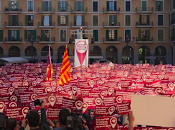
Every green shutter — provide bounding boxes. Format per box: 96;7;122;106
109;15;112;25
93;30;98;41
49;1;52;11
114;30;118;41
16;15;18;25
65;1;68;12
158;30;163;41
139;15;142;24
58;1;60;12
49;15;52;26
0;30;3;41
41;30;44;40
138;30;141;40
82;15;84;26
147;15;150;25
17;30;20;41
9;1;12;7
42;1;44;11
106;30;109;41
33;30;36;41
8;30;11;41
8;15;11;25
66;15;68;26
93;15;98;26
114;15;117;25
74;1;77;11
156;1;158;11
25;15;28;26
147;30;150;40
82;1;84;11
125;30;131;41
74;15;76;25
16;1;19;8
24;30;28;40
142;1;147;11
58;15;60;26
160;1;163;11
60;30;63;41
41;15;44;26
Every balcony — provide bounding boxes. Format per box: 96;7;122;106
38;22;55;28
103;7;120;14
103;22;120;28
136;7;153;13
39;37;55;43
5;37;22;43
103;37;119;43
136;37;153;43
71;22;88;28
136;21;153;27
37;7;55;13
4;7;22;13
5;22;22;28
70;7;87;14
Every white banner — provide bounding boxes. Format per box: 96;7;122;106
74;39;89;67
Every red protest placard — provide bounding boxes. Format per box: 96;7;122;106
95;105;116;116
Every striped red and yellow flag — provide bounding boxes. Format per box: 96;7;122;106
59;45;70;85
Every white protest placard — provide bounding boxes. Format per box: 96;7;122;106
131;95;175;127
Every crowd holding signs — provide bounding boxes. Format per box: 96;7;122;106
0;62;175;129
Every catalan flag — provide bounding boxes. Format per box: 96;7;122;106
59;45;70;85
46;45;53;81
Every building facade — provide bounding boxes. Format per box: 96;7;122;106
0;0;174;64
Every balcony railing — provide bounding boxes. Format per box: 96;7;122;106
103;22;120;27
136;37;153;42
5;22;22;27
136;7;153;13
103;7;120;13
5;37;22;43
70;7;87;13
4;7;22;12
38;22;55;27
71;22;88;27
103;37;119;43
38;7;55;13
136;21;153;27
39;37;55;43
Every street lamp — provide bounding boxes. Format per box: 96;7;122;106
119;35;136;64
27;36;37;63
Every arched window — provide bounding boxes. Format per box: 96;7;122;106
41;46;53;56
122;46;134;64
8;46;20;57
155;46;167;64
106;46;118;63
138;46;150;64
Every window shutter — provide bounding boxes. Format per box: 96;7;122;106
114;15;117;25
107;1;109;11
66;15;68;26
42;1;44;11
58;2;60;12
138;30;141;40
139;15;142;24
41;30;44;40
25;15;28;26
8;30;11;41
156;1;158;11
82;15;84;26
24;30;28;40
58;16;60;26
93;30;98;41
49;1;52;11
114;30;118;41
8;15;11;25
106;30;109;41
82;1;84;11
114;1;117;11
16;1;19;8
160;1;163;11
65;1;68;12
74;1;77;11
147;15;150;25
41;15;44;26
16;15;18;25
33;30;36;41
74;15;76;25
147;30;150;40
17;30;20;41
9;1;12;7
142;1;147;11
60;30;63;41
49;15;52;26
0;30;3;41
109;15;112;25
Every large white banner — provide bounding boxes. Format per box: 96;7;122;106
74;39;89;67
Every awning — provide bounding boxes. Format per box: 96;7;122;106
0;57;28;64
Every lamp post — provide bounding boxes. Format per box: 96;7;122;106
119;35;135;64
28;36;36;63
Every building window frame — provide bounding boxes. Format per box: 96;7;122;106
59;29;67;42
27;0;34;12
92;14;99;26
157;28;164;41
158;14;164;26
92;1;98;12
124;14;131;26
125;0;131;12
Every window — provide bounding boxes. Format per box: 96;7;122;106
109;15;117;26
173;0;175;9
43;1;51;11
76;1;83;11
125;15;131;26
138;30;150;41
60;30;66;41
142;1;147;11
41;30;50;41
24;30;36;41
10;1;18;9
60;16;66;25
158;29;164;41
75;15;84;26
28;1;33;11
158;15;163;26
93;30;98;41
156;1;163;11
9;15;18;26
125;30;131;41
140;15;150;25
58;1;68;12
8;30;20;41
58;15;68;26
106;30;117;41
93;15;98;26
26;15;33;26
107;1;116;11
93;1;98;12
42;15;52;26
125;1;130;11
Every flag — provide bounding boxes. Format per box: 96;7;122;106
46;45;53;81
59;45;70;85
